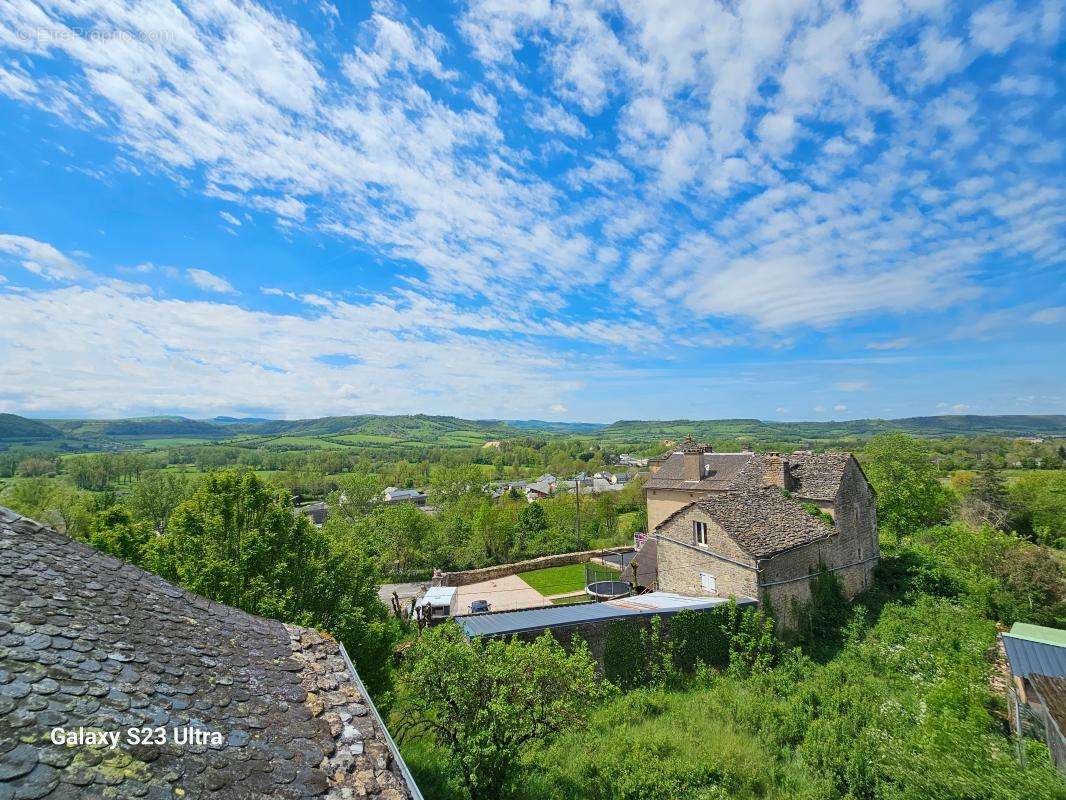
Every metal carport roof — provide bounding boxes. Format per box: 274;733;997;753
1002;622;1066;680
455;591;756;638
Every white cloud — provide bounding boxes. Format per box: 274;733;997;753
757;112;798;154
833;381;869;392
0;0;1060;350
952;403;971;412
526;101;588;138
867;337;914;350
993;74;1052;96
0;234;89;281
187;268;237;294
914;31;969;85
970;2;1032;54
346;12;454;86
549;403;568;413
219;211;242;227
0;283;584;418
833;403;847;411
1030;306;1066;324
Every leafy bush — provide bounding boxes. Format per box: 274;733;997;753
396;625;605;800
603;619;648;690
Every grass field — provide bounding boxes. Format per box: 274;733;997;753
550;595;592;605
121;436;219;449
518;564;590;596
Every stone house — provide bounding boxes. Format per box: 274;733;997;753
647;440;878;626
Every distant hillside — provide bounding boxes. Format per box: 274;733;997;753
0;413;62;440
4;412;1063;454
504;420;607;434
229;414;520;439
52;417;226;438
596;415;1066;443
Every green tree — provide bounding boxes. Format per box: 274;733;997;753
863;434;951;535
15;457;55;477
1010;471;1066;547
964;458;1009;529
429;464;484;506
397;625;604;800
516;501;548;556
127;470;191;534
81;504;154;564
327;472;383;523
151;470;398;692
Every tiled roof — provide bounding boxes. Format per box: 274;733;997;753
658;487;833;558
632;538;657;589
645;449;853;502
0;506;418;800
645;451;755;490
784;451;852;501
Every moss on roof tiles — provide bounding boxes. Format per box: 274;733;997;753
0;506;415;800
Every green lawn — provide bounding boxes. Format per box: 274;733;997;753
551;595;592;606
518;563;591;596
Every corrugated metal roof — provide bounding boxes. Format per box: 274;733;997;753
1009;622;1066;647
1003;629;1066;680
455;592;756;638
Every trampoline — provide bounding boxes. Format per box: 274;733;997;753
585;580;632;600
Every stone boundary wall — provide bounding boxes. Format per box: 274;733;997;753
433;547;634;587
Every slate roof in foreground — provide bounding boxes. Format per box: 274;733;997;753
0;506;419;800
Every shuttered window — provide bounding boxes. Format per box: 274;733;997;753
694;520;709;545
700;572;717;593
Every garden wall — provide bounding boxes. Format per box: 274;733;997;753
433;547;633;587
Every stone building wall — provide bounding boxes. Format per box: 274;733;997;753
654;505;760;599
827;458;880;597
646;487;703;531
756;459;879;625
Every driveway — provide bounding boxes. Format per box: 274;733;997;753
455;574;550;614
378;581;428;614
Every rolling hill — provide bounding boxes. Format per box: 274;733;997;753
1;412;1063;454
0;413;62;440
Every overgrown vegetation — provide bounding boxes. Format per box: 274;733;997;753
397;434;1065;800
394;625;605;800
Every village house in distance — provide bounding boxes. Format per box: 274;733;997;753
646;439;879;624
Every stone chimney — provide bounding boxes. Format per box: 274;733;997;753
682;439;708;481
763;453;792;490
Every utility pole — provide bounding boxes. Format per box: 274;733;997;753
574;476;581;549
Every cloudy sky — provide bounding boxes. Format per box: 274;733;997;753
0;0;1063;422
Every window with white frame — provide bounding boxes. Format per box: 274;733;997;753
693;520;709;546
700;572;717;593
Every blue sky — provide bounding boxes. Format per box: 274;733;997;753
0;0;1063;423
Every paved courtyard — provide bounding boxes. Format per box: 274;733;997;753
378;581;428;614
454;574;551;614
